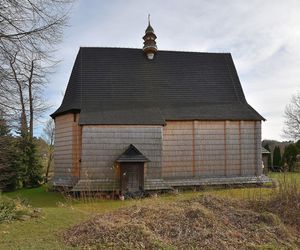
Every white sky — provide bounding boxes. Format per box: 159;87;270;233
43;0;300;141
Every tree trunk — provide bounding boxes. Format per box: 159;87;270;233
45;151;53;183
28;60;34;138
10;55;28;135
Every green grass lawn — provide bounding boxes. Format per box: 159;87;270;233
0;172;299;250
0;187;133;249
269;171;300;184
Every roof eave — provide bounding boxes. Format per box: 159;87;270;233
50;108;81;119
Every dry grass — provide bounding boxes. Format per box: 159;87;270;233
250;173;300;232
62;193;300;249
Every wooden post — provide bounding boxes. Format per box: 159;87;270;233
72;113;81;178
192;121;196;177
71;114;77;177
254;121;258;176
238;121;242;176
224;121;227;176
78;124;82;178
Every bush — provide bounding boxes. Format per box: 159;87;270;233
0;195;40;223
250;174;300;231
282;144;299;171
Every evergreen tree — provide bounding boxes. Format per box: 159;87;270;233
282;144;299;172
17;133;43;188
1;114;43;191
0;116;20;191
273;146;282;171
278;147;282;166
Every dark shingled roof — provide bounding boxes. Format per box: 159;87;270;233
116;144;150;163
262;147;271;154
51;47;264;123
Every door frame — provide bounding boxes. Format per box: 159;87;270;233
120;162;144;193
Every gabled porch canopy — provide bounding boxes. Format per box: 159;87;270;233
116;144;150;163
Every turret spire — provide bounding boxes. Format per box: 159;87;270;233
143;15;157;60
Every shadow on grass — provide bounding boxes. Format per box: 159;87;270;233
4;186;65;208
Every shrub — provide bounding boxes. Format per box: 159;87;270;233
0;195;40;223
250;174;300;231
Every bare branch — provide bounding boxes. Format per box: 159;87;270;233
0;0;73;135
283;92;300;140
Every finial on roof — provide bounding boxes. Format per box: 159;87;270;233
143;15;157;60
145;15;154;34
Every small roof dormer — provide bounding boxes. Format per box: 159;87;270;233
116;144;150;163
143;15;157;60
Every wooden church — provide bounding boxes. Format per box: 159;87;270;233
51;20;268;193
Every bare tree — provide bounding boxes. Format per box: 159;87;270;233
284;92;300;140
0;0;73;134
2;50;50;136
0;0;72;52
42;118;54;183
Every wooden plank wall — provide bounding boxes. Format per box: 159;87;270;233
54;114;73;180
81;125;163;180
255;121;262;175
54;118;262;184
162;121;194;178
195;121;226;177
162;120;262;179
72;114;81;177
225;121;241;176
54;113;81;183
240;121;260;176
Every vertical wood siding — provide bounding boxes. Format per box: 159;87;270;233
195;121;226;177
54;113;80;184
81;125;163;180
240;121;257;176
72;114;81;177
225;121;241;176
255;121;262;175
54;118;262;187
162;120;262;179
162;121;194;178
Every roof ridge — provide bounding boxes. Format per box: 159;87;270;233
80;48;83;110
79;46;231;55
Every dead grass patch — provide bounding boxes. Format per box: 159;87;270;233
250;175;300;232
62;194;299;249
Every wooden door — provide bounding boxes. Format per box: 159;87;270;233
120;163;144;193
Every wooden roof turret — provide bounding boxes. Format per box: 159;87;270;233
143;15;157;60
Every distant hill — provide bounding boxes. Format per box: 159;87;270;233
262;139;293;156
